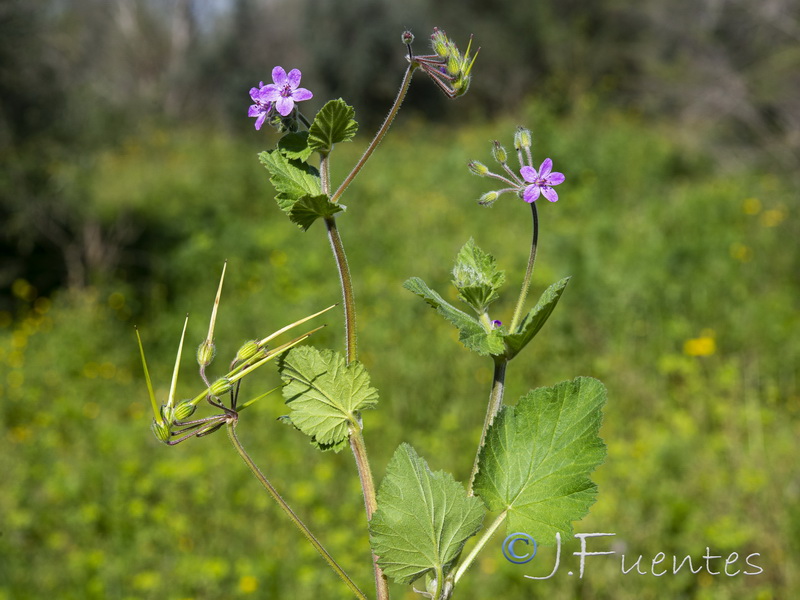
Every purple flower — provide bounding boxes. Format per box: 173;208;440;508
248;82;273;130
520;159;565;203
259;66;313;117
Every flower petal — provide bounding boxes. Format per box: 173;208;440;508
271;66;288;85
248;104;262;117
275;96;294;116
541;186;559;202
520;165;537;183
547;172;565;185
292;87;313;101
523;184;541;203
538;158;553;177
249;87;261;102
259;85;281;102
255;112;267;130
287;68;302;89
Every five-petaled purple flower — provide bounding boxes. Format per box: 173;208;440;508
248;82;273;130
259;66;313;117
520;159;565;203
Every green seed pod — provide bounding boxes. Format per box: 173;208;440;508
173;400;197;421
431;28;449;57
160;403;175;424
514;127;532;150
196;339;216;367
209;377;233;396
235;339;261;363
478;191;500;206
492;141;507;164
467;160;489;176
152;419;171;443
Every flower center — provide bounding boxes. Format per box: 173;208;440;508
280;84;293;98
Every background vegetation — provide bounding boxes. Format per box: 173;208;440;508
1;1;797;598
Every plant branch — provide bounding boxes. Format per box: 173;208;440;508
226;421;367;600
324;216;357;364
330;63;417;204
467;357;507;495
509;201;539;333
349;424;390;600
452;510;508;585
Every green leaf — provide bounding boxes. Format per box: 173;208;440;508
278;346;378;449
258;149;322;204
504;277;570;359
277;131;313;161
369;443;486;585
404;277;505;356
451;238;505;314
473;377;607;543
286;193;345;231
308;99;358;154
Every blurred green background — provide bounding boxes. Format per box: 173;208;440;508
1;1;798;599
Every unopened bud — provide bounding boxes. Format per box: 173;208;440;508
152;419;171;443
514;127;532;150
402;31;414;45
467;160;489;176
492;141;507;164
173;400;197;421
209;377;233;397
235;339;261;363
197;340;215;367
478;191;500;207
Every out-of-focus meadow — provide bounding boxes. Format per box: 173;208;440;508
1;2;798;599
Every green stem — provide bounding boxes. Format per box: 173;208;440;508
330;63;417;205
324;216;357;364
467;357;508;495
323;220;387;598
452;510;508;585
350;425;390;600
226;421;367;600
509;201;540;333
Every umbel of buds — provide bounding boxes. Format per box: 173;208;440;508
468;127;566;206
408;27;479;98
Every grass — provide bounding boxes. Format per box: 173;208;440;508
1;98;797;599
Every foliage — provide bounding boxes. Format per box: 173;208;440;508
1;98;797;598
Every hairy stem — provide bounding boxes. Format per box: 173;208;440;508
452;510;508;585
509;201;539;333
324;216;357;364
330;63;417;204
350;425;390;600
226;421;367;600
467;357;508;495
323;218;387;598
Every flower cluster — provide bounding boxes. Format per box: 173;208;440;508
408;27;479;98
467;127;565;205
248;66;313;131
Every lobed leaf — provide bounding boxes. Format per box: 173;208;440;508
504;277;570;359
473;377;607;543
286;193;344;231
369;443;486;585
277;131;313;161
258;149;322;207
308;99;359;154
278;346;378;449
451;238;505;314
404;277;505;356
